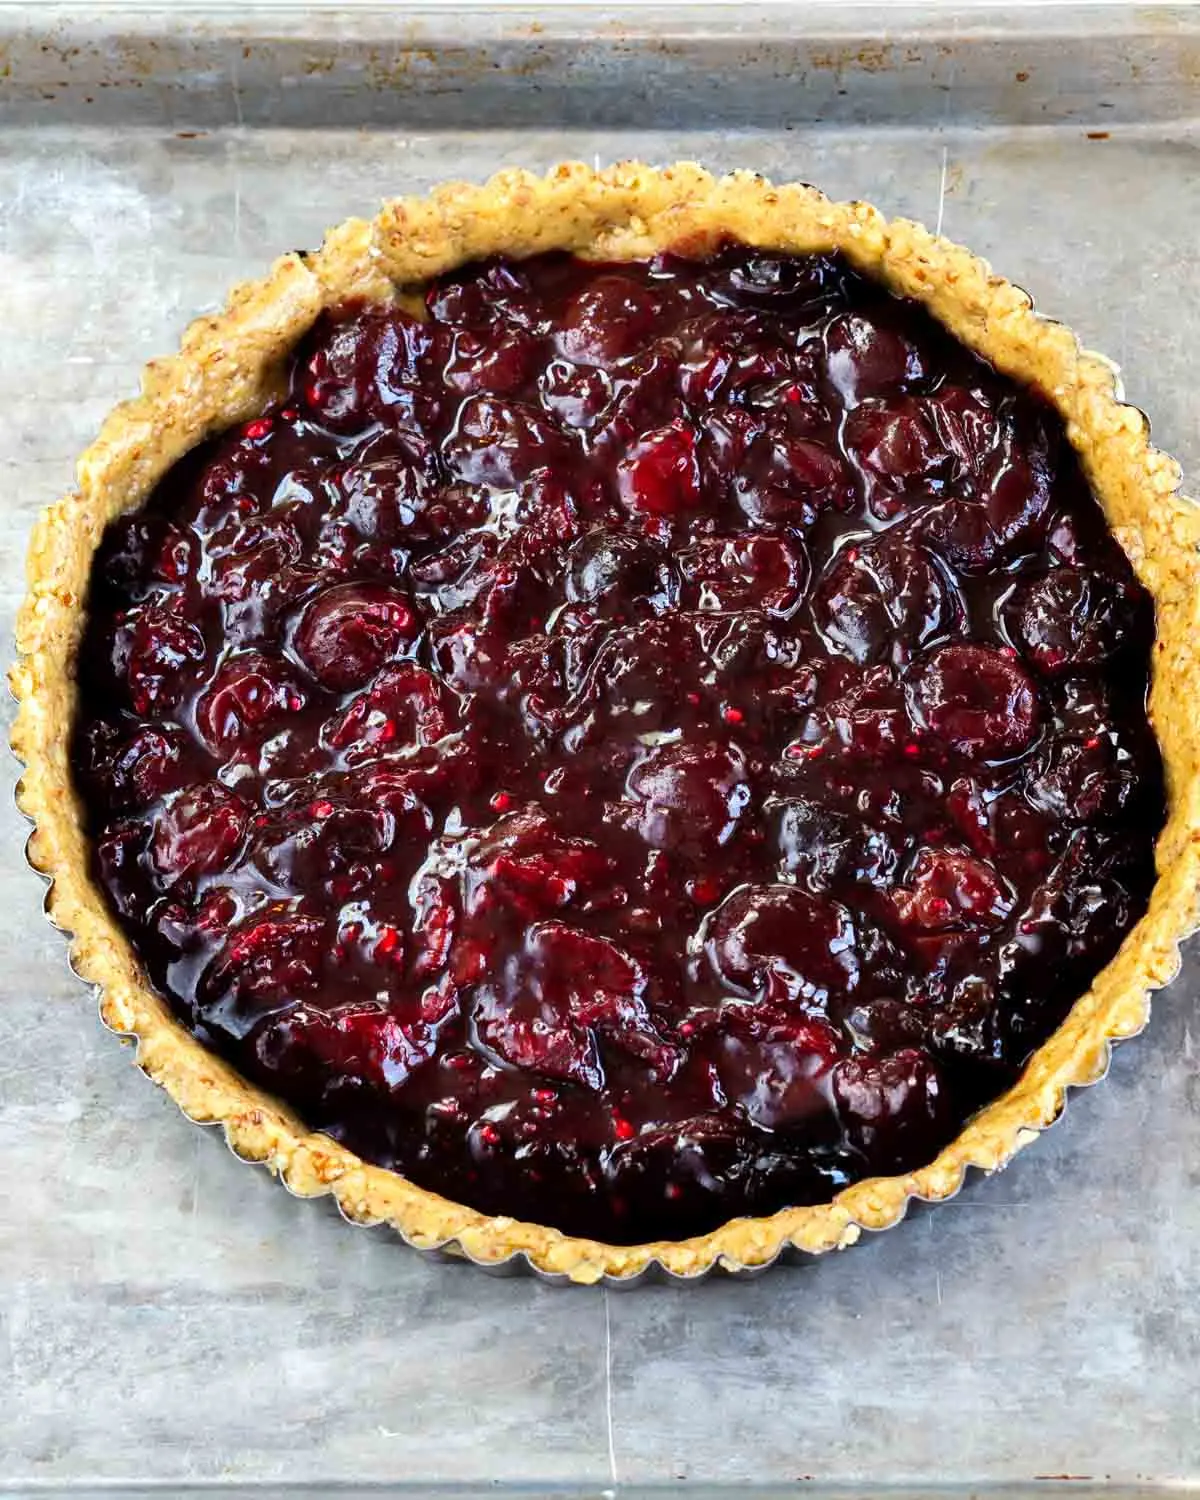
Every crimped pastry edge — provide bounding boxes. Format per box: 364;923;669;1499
11;161;1200;1285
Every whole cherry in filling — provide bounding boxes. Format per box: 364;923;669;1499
74;244;1163;1243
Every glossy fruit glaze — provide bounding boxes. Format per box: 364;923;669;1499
74;245;1163;1244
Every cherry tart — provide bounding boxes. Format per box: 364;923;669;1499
15;166;1199;1280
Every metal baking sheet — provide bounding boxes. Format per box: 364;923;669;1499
2;3;1199;1492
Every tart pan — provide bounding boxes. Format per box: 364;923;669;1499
12;162;1200;1284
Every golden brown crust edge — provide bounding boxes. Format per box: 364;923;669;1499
11;162;1200;1284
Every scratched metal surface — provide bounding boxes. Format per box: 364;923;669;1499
2;5;1200;1494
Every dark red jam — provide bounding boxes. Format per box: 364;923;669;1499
73;246;1163;1243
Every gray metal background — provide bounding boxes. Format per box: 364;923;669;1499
1;4;1199;1494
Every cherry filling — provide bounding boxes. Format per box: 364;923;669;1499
73;245;1163;1243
